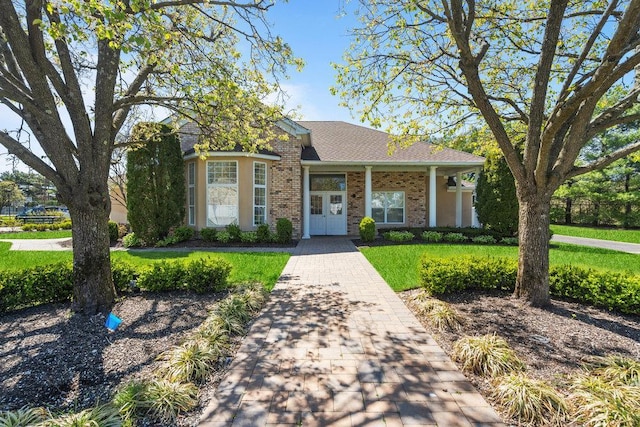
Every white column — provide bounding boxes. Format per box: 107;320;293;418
302;165;311;239
455;171;462;227
472;167;481;228
429;166;437;227
364;166;372;218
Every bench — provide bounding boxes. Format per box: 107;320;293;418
16;215;60;224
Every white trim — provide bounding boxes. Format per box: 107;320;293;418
455;172;462;228
275;118;311;138
184;152;281;161
429;166;437;227
206;160;239;227
302;166;311;239
364;166;372;218
301;160;483;167
253;161;267;226
187;162;196;226
446;186;475;192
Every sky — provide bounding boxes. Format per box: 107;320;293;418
0;1;360;173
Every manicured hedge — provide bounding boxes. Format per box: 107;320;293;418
419;255;640;315
0;257;232;313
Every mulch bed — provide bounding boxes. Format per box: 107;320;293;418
399;289;640;423
0;291;229;423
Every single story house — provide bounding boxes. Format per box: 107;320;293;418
170;119;484;239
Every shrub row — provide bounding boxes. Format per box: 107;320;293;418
21;220;72;231
419;255;640;314
199;219;294;245
376;226;519;245
0;257;232;312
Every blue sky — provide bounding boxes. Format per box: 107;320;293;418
0;1;360;172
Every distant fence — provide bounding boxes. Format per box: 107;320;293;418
551;198;640;228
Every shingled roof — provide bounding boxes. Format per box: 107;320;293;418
298;121;484;164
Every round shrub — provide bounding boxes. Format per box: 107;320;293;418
383;230;415;242
240;231;258;244
276;218;293;244
471;235;497;244
443;232;467;243
216;231;231;244
173;226;194;242
225;223;242;242
421;230;443;243
122;232;141;248
256;224;272;243
359;217;376;242
200;227;218;242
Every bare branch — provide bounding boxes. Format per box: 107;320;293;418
566;139;640;179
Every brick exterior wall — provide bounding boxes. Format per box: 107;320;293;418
346;171;428;235
269;134;303;239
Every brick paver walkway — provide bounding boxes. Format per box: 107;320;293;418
200;237;504;426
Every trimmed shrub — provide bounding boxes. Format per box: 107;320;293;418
225;223;242;242
471;235;497;244
443;232;467;243
383;230;415;242
122;232;141;248
136;258;231;293
0;262;74;312
240;231;258;244
359;217;376;242
421;230;443;243
216;231;231;244
59;220;73;229
256;224;271;243
173;226;194;242
276;218;293;244
108;221;119;243
500;237;519;245
200;227;218;242
111;260;138;293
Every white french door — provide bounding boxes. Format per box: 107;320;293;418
309;191;347;235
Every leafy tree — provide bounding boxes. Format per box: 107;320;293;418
475;149;518;235
335;1;640;306
0;180;25;212
126;123;185;244
0;0;300;313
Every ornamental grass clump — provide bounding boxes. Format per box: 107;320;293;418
44;404;122;427
158;339;218;383
410;291;464;331
0;407;46;427
492;372;568;426
453;334;524;377
142;379;199;423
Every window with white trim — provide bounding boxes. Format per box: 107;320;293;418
206;161;238;226
187;162;195;226
253;162;267;226
371;191;405;224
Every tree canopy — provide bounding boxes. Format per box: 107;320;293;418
0;0;301;313
335;0;640;306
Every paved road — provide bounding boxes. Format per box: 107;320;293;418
200;237;504;426
551;234;640;254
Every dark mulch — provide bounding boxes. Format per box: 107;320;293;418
0;292;225;417
400;289;640;422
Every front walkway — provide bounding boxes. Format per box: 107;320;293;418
200;237;504;426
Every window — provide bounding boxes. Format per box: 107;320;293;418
207;161;238;226
187;162;195;226
372;191;405;224
253;162;267;226
310;174;346;191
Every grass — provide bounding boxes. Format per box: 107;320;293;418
551;224;640;244
0;230;72;239
0;242;289;288
453;334;525;377
361;243;640;291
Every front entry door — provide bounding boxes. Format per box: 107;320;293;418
309;192;347;235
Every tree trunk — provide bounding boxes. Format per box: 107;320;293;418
624;173;631;229
69;192;116;314
564;197;572;224
513;196;551;307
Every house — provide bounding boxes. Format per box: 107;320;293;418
173;119;484;239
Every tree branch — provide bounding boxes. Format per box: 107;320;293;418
0;130;61;186
566;139;640;179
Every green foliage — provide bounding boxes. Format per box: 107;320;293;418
383;230;415;242
136;258;231;293
137;379;199;423
410;292;464;331
216;231;231;244
443;232;467;243
421;230;443;243
420;255;640;314
0;407;46;427
475;150;519;235
122;232;141;248
200;227;218;242
225;223;242;242
240;231;258;244
126;122;185;245
359;217;376;242
453;334;525;377
493;373;568;425
159;339;217;383
111;260;138;293
256;224;272;243
276;218;293;244
43;404;122;427
108;221;119;244
173;226;194;242
471;235;497;244
0;262;73;312
0;180;25;211
500;237;519;245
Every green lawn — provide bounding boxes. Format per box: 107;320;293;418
551;224;640;244
0;230;72;239
0;242;289;289
361;243;640;292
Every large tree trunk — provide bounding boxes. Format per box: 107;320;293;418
69;185;116;314
513;196;551;307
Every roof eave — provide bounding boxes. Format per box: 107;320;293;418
300;160;484;167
